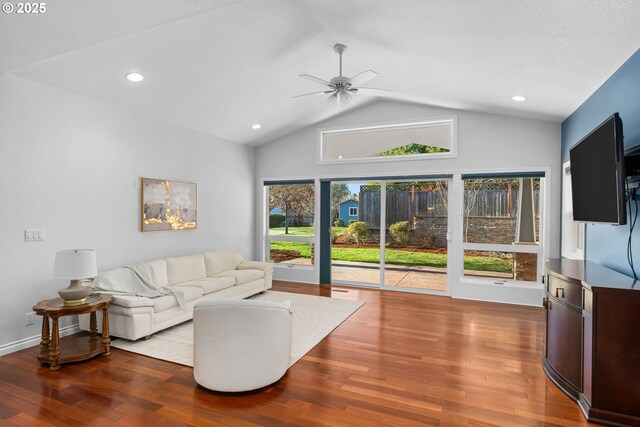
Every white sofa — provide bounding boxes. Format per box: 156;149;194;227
78;252;273;341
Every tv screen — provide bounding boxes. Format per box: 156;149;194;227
569;113;625;224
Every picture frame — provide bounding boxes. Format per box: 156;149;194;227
141;177;197;232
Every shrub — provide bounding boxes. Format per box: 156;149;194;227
336;232;356;244
333;218;345;227
421;234;436;249
269;214;285;228
348;219;358;225
389;221;410;246
347;221;368;245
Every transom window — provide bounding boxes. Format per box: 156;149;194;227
318;116;457;164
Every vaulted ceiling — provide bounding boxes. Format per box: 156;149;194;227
2;0;639;145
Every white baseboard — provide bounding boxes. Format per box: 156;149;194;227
0;324;80;356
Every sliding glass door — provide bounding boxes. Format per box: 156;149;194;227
383;180;449;293
329;179;450;294
330;181;381;286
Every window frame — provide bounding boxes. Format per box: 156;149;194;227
561;160;585;260
316;116;458;165
263;180;317;269
348;206;358;216
459;174;545;286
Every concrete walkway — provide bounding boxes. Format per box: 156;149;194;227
282;258;513;292
331;261;448;291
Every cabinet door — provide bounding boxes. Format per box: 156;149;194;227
546;296;582;389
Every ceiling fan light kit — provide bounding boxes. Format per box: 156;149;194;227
294;43;391;105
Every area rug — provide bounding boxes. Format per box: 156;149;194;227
110;291;364;367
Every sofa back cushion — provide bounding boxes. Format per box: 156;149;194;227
166;254;206;285
203;252;243;276
147;259;168;287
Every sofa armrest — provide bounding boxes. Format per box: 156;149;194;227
110;295;154;308
237;260;273;274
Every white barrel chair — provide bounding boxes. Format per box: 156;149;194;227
193;299;293;392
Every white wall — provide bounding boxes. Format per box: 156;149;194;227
0;74;255;352
255;100;562;293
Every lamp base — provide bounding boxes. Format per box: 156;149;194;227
61;297;89;306
58;279;92;306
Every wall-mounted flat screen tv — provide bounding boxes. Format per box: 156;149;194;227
569;113;626;225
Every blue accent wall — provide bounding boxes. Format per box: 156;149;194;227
561;49;640;276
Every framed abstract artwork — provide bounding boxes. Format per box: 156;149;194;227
141;178;197;232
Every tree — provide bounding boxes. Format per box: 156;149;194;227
378;143;449;156
331;184;351;220
269;184;315;234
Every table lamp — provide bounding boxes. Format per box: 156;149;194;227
53;249;97;306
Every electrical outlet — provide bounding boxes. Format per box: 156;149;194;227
25;312;36;326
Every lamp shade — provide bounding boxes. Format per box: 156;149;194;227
53;249;97;279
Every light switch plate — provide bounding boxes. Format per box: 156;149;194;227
24;229;45;242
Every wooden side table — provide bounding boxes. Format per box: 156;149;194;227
33;294;112;370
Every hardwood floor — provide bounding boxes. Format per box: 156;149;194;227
0;282;591;426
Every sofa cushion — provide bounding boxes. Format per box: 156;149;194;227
172;277;235;295
111;295;154;308
212;269;264;285
147;259;168;287
203;252;243;276
166;254;206;285
237;260;273;275
152;286;203;313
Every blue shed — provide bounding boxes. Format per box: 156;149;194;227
338;199;359;223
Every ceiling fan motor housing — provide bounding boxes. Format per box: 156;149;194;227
329;76;351;89
333;43;347;55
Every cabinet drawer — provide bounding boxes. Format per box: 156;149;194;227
548;275;582;308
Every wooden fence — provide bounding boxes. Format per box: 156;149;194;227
360;189;539;228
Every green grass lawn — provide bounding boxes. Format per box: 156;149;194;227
269;226;348;236
269;241;512;273
270;241;314;256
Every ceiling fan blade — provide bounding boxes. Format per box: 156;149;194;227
293;90;332;99
299;74;331;86
353;87;393;95
349;70;378;86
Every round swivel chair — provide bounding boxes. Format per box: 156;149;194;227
193;299;293;392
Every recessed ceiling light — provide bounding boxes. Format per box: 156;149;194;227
251;124;262;130
512;95;527;102
126;72;144;82
338;155;343;159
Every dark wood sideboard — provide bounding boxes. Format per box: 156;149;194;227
544;259;640;426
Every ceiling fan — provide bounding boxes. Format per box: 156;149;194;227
294;43;391;105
